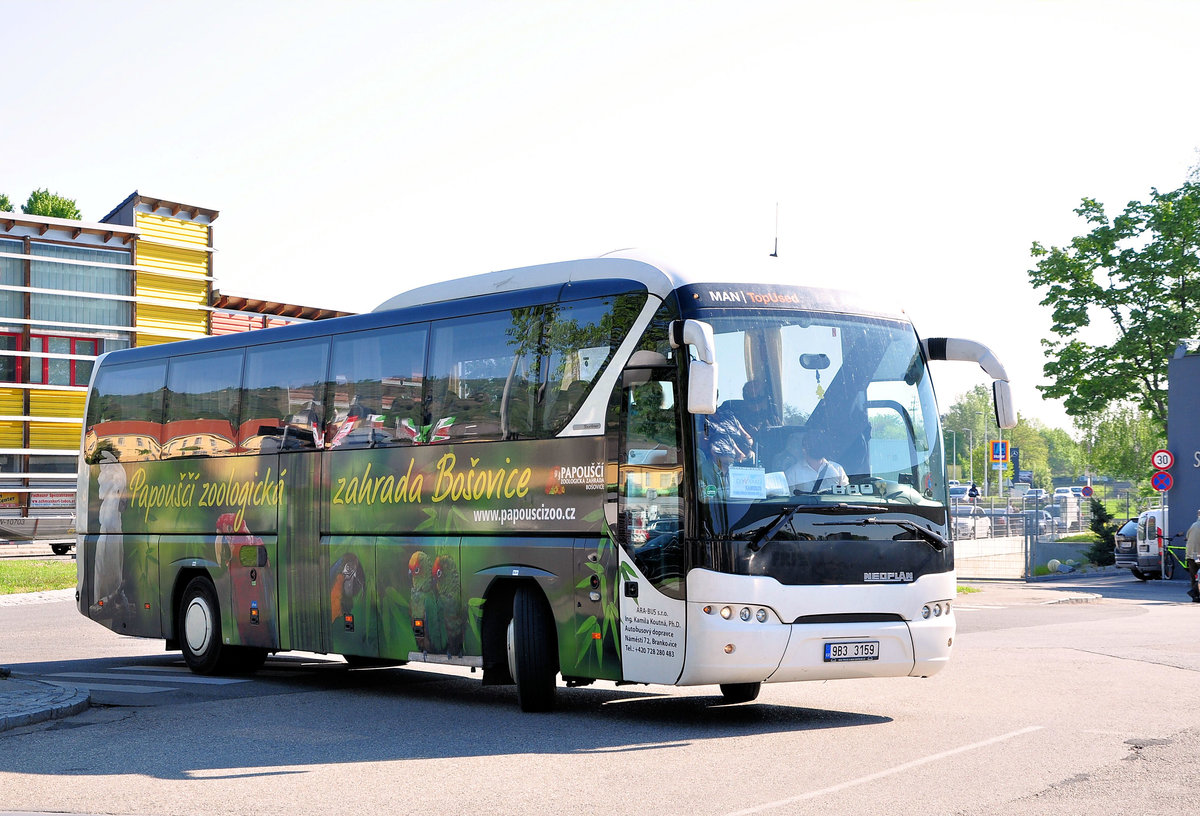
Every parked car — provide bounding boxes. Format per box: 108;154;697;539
1053;486;1073;498
1024;488;1047;503
951;505;992;539
1113;517;1138;571
1069;486;1085;497
1022;509;1056;536
949;485;969;501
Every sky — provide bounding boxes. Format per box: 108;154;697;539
5;0;1200;433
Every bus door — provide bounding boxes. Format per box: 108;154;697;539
613;363;687;684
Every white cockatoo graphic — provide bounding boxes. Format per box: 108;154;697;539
92;450;127;614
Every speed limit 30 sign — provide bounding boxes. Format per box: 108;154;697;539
1151;449;1174;470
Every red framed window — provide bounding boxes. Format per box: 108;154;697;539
29;335;100;387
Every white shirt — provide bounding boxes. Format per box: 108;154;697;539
786;457;849;493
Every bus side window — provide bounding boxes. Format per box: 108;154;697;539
618;375;685;599
163;350;245;459
427;310;538;443
539;293;644;435
243;338;331;452
326;324;428;447
83;359;167;463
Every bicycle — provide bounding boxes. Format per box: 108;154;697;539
1162;531;1188;580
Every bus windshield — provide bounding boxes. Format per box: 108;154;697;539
692;308;943;536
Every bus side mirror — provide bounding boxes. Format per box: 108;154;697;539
671;319;718;415
688;359;717;415
993;380;1016;429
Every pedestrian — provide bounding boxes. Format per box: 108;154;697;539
1186;509;1200;603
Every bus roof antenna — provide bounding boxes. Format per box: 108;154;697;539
770;202;779;257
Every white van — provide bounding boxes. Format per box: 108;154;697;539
1124;506;1168;581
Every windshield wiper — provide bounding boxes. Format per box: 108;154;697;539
745;503;885;552
813;517;949;551
746;505;804;552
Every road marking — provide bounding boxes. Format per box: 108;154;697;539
49;671;249;685
954;604;1007;611
722;726;1044;815
41;680;175;695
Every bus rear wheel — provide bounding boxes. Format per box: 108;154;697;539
179;576;225;674
507;585;558;712
719;682;761;704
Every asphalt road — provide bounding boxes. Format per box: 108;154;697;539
1;573;1198;816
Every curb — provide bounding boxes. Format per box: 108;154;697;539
0;675;90;733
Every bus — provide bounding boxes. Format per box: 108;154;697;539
76;250;1016;711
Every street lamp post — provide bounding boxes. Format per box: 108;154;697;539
947;430;957;481
977;411;987;497
964;428;974;491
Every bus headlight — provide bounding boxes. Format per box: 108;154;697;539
755;608;768;623
922;605;931;619
720;606;733;620
739;607;751;622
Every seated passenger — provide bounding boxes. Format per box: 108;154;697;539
785;430;849;494
700;400;755;469
702;380;773;469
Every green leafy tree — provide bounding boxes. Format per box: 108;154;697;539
1029;183;1200;434
0;193;12;212
22;188;81;219
1042;427;1083;479
1074;403;1165;483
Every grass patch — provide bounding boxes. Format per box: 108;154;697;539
0;560;76;595
1056;531;1101;544
957;585;981;594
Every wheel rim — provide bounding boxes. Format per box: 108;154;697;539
506;619;517;681
184;596;214;656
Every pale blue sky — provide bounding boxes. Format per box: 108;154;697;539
5;0;1200;430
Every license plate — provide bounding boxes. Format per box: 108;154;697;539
824;641;879;662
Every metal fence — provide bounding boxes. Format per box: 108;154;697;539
952;496;1093;580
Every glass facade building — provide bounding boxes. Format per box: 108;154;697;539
0;192;347;542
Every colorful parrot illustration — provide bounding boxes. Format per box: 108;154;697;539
432;554;463;657
330;553;365;622
408;550;436;652
217;513;277;647
215;512;258;567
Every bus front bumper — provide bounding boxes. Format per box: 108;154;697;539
675;602;954;686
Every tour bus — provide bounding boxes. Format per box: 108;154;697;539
76;251;1016;711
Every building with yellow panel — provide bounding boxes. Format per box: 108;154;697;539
0;192;348;547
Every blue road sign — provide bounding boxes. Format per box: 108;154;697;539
1151;471;1173;492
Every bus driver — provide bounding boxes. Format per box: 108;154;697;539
785;429;849;494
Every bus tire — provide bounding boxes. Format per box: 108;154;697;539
178;576;225;675
508;585;558;712
719;682;761;704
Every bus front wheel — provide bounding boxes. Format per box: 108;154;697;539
719;682;761;704
507;586;558;712
179;577;225;674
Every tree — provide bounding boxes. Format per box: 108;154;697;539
1042;427;1082;478
22;188;81;219
1084;498;1117;566
0;193;12;212
1028;183;1200;434
1074;403;1165;482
